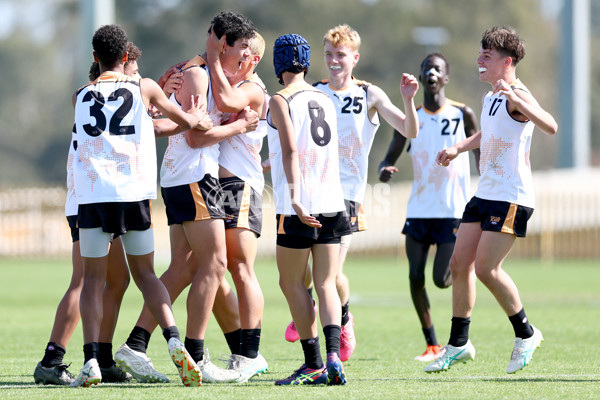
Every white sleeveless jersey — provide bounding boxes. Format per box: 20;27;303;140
160;56;222;187
314;78;380;203
65;122;78;216
406;100;471;218
218;73;269;193
476;80;535;208
73;71;157;204
267;81;345;215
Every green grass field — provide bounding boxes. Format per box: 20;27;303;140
0;255;598;399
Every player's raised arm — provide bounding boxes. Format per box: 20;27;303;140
368;75;419;139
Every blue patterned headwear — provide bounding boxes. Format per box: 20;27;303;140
273;34;310;84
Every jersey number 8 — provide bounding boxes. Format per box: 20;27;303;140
308;100;331;146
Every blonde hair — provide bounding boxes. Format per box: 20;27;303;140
323;24;361;51
250;32;265;59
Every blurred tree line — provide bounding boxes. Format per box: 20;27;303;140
0;0;596;188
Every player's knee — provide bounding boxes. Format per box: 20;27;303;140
205;253;228;279
110;273;130;295
278;276;292;294
229;263;253;285
433;274;452;289
409;270;425;288
335;272;348;287
448;255;465;276
474;264;495;285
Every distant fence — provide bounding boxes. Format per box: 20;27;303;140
1;168;599;262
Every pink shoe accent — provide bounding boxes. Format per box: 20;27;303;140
285;301;318;343
285;321;300;342
340;312;356;362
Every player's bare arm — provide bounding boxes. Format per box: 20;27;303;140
493;80;558;135
152;101;212;139
378;130;407;182
436;131;482;167
463;105;481;173
186;106;258;148
141;78;204;131
367;77;419;139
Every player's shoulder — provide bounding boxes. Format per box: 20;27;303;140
181;55;207;71
510;78;530;93
313;79;329;89
446;98;467;112
181;56;209;79
240;73;267;93
74;82;92;97
352;77;372;91
446;99;465;108
278;81;324;101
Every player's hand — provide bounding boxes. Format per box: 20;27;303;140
261;159;271;174
493;79;518;104
186;96;212;130
206;28;226;63
149;104;162;119
198;114;213;131
162;71;183;97
400;73;419;99
292;203;322;228
157;61;187;92
235;106;259;133
379;165;398;182
436;146;458;167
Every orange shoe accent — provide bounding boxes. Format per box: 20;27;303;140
414;344;443;362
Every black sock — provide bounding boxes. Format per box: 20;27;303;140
97;342;115;368
224;329;242;355
449;317;470;347
83;342;99;364
125;326;152;353
162;326;180;342
300;337;323;370
41;342;66;368
423;325;438;346
240;329;261;359
509;308;534;339
341;302;350;326
185;337;204;363
323;325;341;358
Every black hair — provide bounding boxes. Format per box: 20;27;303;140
208;11;255;47
92;24;128;66
88;62;100;81
88;42;140;81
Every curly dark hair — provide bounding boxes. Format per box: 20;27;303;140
208;11;255;47
88;61;100;81
88;42;140;81
88;41;141;81
92;24;128;66
125;41;142;64
481;26;525;65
